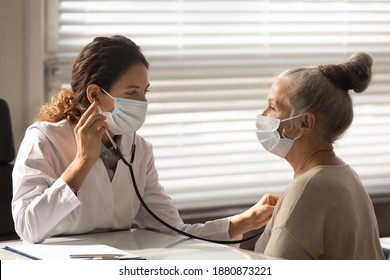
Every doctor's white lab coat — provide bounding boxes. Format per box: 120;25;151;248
12;120;230;243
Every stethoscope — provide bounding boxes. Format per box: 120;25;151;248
106;132;264;245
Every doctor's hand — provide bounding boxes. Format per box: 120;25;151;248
61;102;107;193
228;193;279;240
73;101;107;164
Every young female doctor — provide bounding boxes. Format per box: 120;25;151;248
12;35;278;244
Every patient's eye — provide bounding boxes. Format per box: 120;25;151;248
268;105;276;111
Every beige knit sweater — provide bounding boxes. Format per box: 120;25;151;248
255;165;385;260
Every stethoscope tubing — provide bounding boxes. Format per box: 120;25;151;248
113;136;263;245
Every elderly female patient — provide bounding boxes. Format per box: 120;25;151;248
254;52;385;260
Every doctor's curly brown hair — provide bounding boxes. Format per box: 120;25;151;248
34;35;149;123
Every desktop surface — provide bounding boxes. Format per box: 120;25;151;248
0;228;273;260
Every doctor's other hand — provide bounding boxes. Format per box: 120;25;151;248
229;193;279;240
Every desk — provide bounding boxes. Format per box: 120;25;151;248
0;229;273;260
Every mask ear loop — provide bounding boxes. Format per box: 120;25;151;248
280;114;304;140
100;87;115;100
282;128;302;141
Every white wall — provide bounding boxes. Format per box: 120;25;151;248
0;0;25;149
0;0;44;152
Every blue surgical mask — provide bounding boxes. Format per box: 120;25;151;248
255;114;303;158
100;88;148;135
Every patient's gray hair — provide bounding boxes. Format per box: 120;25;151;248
278;52;373;143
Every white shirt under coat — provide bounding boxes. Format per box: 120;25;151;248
12;120;231;243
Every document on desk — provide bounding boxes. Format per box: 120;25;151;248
2;239;145;260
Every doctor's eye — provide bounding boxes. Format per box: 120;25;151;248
124;90;137;96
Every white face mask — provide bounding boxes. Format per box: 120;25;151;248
255;114;303;158
100;88;148;135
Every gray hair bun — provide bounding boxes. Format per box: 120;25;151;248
318;52;373;93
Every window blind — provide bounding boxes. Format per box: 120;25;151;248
45;0;390;211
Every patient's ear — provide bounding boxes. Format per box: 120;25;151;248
86;84;101;104
300;112;315;134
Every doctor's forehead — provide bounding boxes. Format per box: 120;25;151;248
116;64;149;87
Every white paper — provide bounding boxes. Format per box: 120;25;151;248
3;239;143;260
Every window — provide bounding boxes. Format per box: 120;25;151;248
45;0;390;212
